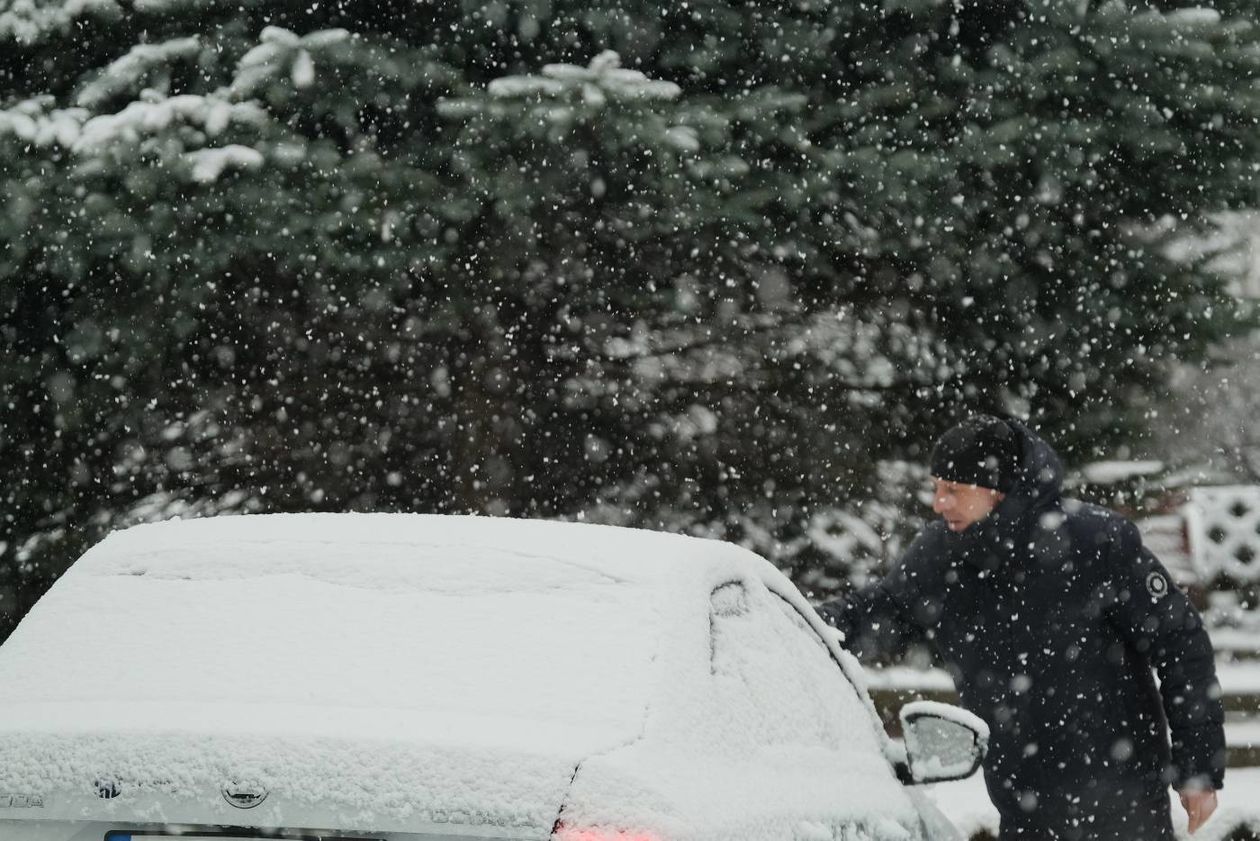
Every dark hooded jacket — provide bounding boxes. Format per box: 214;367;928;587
819;421;1224;837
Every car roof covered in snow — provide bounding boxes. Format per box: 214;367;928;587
69;511;774;590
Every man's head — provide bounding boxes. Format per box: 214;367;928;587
929;415;1022;532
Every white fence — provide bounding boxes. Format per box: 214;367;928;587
1186;486;1260;585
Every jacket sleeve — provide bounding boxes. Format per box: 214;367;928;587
1103;519;1226;790
816;533;934;662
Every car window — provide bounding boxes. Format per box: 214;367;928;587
709;582;884;755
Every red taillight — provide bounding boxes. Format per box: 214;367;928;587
553;822;661;841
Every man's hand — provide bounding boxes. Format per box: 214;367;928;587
1179;787;1218;834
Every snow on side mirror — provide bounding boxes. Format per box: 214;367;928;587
894;700;989;785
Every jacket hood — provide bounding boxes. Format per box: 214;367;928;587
1003;419;1064;508
943;419;1064;570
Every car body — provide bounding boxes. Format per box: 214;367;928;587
0;514;980;841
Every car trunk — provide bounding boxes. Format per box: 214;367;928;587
0;699;627;837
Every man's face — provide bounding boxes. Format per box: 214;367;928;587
931;478;1005;532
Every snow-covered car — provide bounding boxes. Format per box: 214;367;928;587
0;514;986;841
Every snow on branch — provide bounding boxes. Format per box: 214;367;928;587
73;91;268;153
594;308;953;393
2;90;272;184
231;26;351;96
1138;6;1222;27
486;50;682;106
185;144;264;182
3;25;354;189
0;0;120;44
2;0;227;42
0;97;89;148
77;37;202;107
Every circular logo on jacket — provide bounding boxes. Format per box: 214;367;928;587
1146;571;1169;600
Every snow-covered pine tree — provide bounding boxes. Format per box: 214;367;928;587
1;0;1257;636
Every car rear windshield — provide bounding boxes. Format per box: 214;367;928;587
0;537;663;736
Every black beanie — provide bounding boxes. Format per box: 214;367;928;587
930;415;1022;493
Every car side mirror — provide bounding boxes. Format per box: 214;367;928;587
893;700;989;785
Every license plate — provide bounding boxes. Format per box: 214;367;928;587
106;834;375;840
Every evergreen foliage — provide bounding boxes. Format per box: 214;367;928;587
1;0;1257;637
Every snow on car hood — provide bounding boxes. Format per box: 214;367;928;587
0;514;709;834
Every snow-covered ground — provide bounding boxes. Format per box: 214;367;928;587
924;766;1260;840
868;660;1260;695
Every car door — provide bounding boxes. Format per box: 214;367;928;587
707;580;927;841
762;590;966;841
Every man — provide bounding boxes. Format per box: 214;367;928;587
819;415;1224;840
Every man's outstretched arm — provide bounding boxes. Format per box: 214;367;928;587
817;537;932;662
1104;520;1225;832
